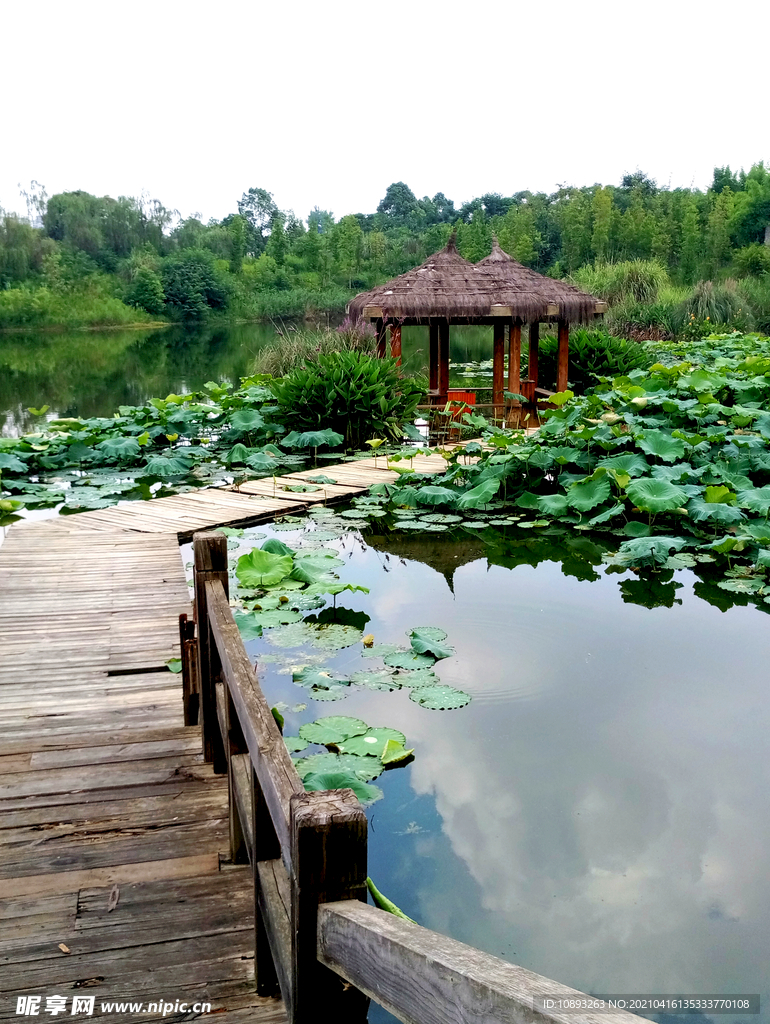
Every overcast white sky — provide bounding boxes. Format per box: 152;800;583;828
2;0;768;225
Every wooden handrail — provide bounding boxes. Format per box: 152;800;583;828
318;901;649;1024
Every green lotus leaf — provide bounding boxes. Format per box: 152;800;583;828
456;478;501;509
282;428;344;448
737;486;770;515
143;454;193;477
409;628;455;660
302;770;383;806
422;513;463;523
381;740;415;767
623;521;652;537
284;736;309;753
236;549;293;587
293;752;383;780
704;485;735;504
261;538;296;556
223;443;251;465
306;474;337;484
252;608;303;627
266;622;320;648
362;643;405;660
232;610;264;640
626;477;687;513
637;431;686;463
96;436;141;460
414;485;460;507
311;624;363;650
687;497;745;525
406;626;447;642
351;669;401;691
397;669;439;688
588;503;625;525
0;452;26;472
293;666;349;689
409;685;471;710
537;493;569;516
298;716;369;745
566;475;612;512
617;535;687;566
338;728;407;757
385;651;436;670
229;409;265;432
305;582;370;597
166;657;182;674
596;452;650;477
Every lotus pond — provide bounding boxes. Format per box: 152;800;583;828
202;502;768;1024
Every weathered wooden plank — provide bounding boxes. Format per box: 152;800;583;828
318;901;650;1024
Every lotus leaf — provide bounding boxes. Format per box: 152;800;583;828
381;740;415;767
462;520;489;529
252;608;303;627
566;475;612;512
588;503;625;525
142;454;192;478
338;728;407;757
282;428;344;448
261;538;295;556
637;431;686;463
246;452;277;470
537;494;569;516
166;658;182;674
626;477;687;513
293;752;384;781
229;409;265;432
236;549;293;587
302;770;383;805
422;513;462;523
687;497;745;525
306;474;337;484
597;452;650;477
0;453;26;472
617;535;687;566
97;436;141;460
284;736;309;753
293;666;349;689
397;669;439;688
409;628;455;660
737;486;770;515
311;624;363;650
457;478;501;509
409;685;471;710
351;670;401;691
232;610;264;640
407;626;447;642
223;443;251;464
362;643;404;660
298;716;369;745
385;651;435;670
415;485;460;507
266;622;319;648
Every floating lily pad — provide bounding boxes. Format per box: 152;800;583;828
298;716;369;745
272;521;308;531
312;624;363;650
266;622;319;648
307;530;342;542
263;578;305;591
302;770;383;806
397;669;439;688
293;666;349;689
422;513;463;523
307;685;350;701
461;521;489;529
293;752;384;781
351;669;401;691
409;685;471;710
284;592;326;611
339;728;407;758
284;736;309;753
252;608;303;628
407;626;447;642
385;651;435;670
362;643;405;660
381;740;415;767
409;629;455;660
232;610;263;641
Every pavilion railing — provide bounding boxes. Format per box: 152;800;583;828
187;531;649;1024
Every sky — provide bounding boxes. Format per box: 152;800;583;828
2;0;769;226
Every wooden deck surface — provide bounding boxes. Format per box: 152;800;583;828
0;450;455;1017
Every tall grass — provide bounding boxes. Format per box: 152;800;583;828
571;260;669;304
230;286;353;321
0;284;155;329
253;320;378;377
737;277;770;334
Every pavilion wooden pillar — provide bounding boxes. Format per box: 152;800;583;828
375;319;386;358
528;321;540;394
508;320;521;396
557;319;569;393
428;321;439;394
389;323;402;366
438;320;450;399
493;320;505;418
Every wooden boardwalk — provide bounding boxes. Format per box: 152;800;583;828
0;451;454;1019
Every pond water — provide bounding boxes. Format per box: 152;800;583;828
221;517;768;1024
0;322;500;437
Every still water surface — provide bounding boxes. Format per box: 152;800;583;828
0;322;497;436
231;520;769;1024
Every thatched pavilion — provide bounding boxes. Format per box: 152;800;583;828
348;236;605;411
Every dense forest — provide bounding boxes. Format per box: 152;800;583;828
1;166;770;334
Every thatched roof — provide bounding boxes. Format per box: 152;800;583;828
348;235;600;324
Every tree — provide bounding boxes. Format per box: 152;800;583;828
161;249;229;320
228;215;247;274
266;214;288;265
591;187;613;261
126;267;165;314
706;188;734;274
333;215;363;286
678;196;702;283
731;163;770;247
377;182;417;224
237;187;278;254
712;166;741;194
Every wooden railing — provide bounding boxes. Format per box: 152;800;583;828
187;531;647;1024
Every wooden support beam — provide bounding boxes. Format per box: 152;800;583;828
428;322;439;393
389;324;402;366
290;790;369;1023
438;320;450;398
375;318;386;358
192;532;228;773
492;321;505;416
508;321;521;396
528;322;540;393
557;319;569;393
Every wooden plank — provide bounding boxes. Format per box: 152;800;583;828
2;853;220;899
318;901;650;1024
193;532;229;772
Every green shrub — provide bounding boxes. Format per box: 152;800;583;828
0;283;152;329
734;244;770;278
682;279;753;332
571;260;669;304
254;319;377;377
161;249;230;320
738;277;770;334
126;267;165;315
270;351;425;448
536;328;650;392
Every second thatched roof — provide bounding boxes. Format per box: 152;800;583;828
348;236;599;324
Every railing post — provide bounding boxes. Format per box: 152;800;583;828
289;790;369;1024
193;531;228;773
178;613;199;726
252;765;281;997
